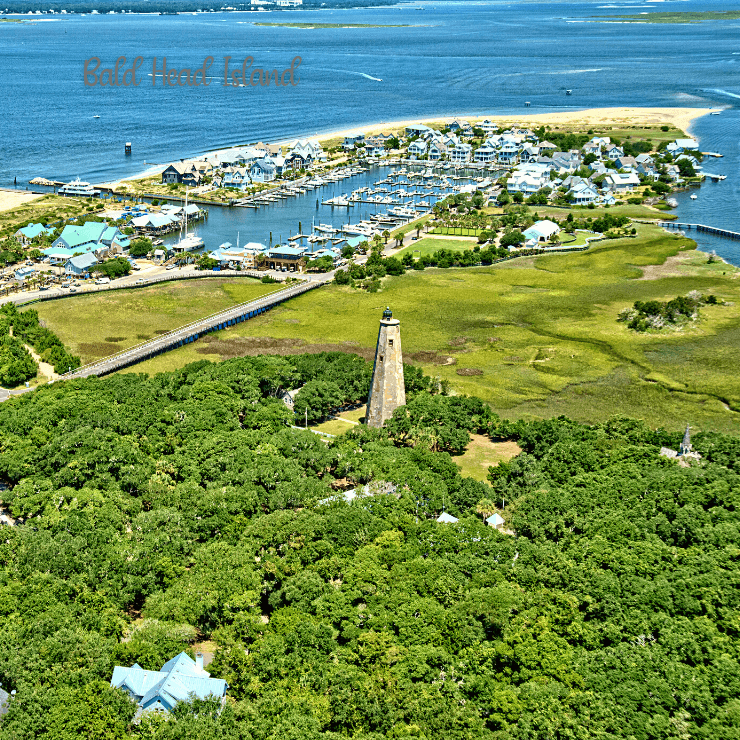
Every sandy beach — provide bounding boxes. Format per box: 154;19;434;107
0;189;44;213
106;106;719;187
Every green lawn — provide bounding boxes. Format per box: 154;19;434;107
397;237;478;258
40;225;740;433
34;278;279;364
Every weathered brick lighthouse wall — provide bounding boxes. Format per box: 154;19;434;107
365;308;406;428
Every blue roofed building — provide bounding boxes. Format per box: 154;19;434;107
14;222;55;246
53;222;108;251
111;651;227;722
64;252;98;276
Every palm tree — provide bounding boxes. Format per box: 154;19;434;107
475;498;497;523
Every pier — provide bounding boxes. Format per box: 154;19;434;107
660;222;740;240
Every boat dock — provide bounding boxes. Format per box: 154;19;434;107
660;222;740;240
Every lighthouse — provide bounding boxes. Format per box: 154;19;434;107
365;307;406;428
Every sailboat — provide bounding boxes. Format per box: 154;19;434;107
172;187;204;252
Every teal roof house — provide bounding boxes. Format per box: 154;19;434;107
111;652;227;721
14;222;55;245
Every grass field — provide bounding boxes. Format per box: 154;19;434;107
35;279;279;364
37;225;740;433
452;435;522;482
397;237;478;257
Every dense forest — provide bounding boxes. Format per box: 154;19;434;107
0;352;738;739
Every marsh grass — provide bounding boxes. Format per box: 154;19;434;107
41;225;740;431
35;279;278;364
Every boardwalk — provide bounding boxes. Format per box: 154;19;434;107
660;222;740;241
61;278;326;380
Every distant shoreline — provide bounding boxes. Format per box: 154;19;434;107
102;106;719;189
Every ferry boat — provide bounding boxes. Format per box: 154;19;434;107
58;178;100;198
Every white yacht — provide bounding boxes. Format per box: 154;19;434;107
58;178;100;197
172;188;205;252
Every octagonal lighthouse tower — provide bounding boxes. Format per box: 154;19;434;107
365;307;406;429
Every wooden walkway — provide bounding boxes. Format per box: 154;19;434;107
60;279;325;380
660;222;740;240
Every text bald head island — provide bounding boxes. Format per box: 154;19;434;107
83;56;302;88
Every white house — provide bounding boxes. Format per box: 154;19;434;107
474;141;497;163
523;220;560;243
407;140;428;159
428;142;448;161
450;143;472;163
436;512;459;524
602;172;640;192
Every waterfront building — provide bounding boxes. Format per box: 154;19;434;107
161;162;203;186
407;140;428;159
52;222;126;253
474;141;497;163
265;245;306;272
428;142;448;161
450;142;473;163
342;133;365;151
249;160;276;182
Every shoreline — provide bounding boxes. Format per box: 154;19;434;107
100;106;719;189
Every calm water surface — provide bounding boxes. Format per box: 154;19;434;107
1;0;738;259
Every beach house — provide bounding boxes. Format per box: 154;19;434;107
222;167;251;190
161;162;203;186
568;180;599;204
407;140;428;159
450;142;473;163
602;172;640;192
474;140;497;163
667;138;699;155
342;133;365;151
427;141;448;161
250;159;276;183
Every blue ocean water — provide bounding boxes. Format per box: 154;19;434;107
1;0;739;258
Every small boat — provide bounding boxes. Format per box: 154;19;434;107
566;89;572;95
690;194;698;200
93;115;100;119
710;111;721;115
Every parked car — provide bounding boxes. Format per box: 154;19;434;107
166;264;176;270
